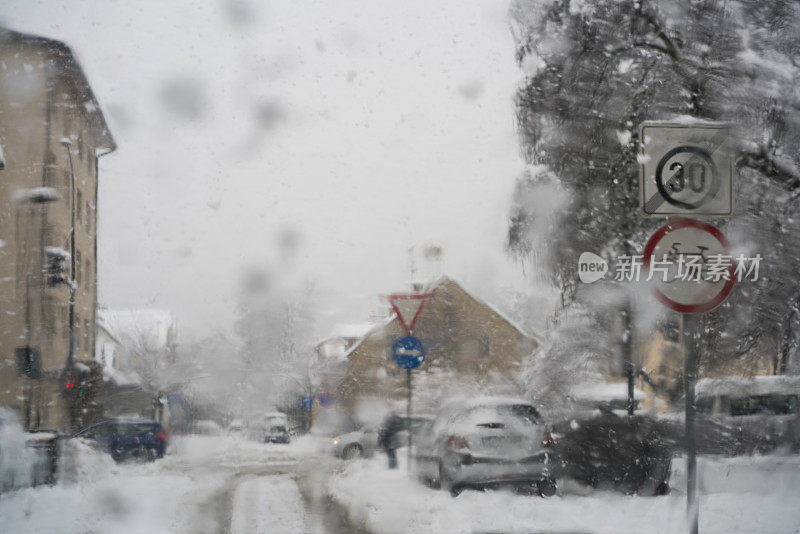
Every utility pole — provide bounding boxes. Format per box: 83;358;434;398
622;292;635;415
406;368;412;472
684;314;699;534
61;139;78;431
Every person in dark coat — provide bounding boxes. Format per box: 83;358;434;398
378;412;404;469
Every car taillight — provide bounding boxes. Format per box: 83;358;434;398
543;428;554;448
154;432;167;441
446;434;469;450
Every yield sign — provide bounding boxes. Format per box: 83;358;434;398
386;293;432;335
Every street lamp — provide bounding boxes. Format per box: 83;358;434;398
59;138;79;430
18;186;60;430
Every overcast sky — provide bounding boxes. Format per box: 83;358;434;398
1;0;529;340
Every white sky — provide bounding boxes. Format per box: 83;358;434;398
1;0;530;339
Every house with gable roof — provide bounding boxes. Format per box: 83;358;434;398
329;276;540;419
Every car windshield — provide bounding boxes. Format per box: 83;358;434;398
2;2;800;533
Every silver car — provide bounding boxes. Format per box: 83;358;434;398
413;397;557;496
331;416;432;460
330;425;380;459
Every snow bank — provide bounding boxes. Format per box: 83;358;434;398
330;453;800;534
1;437;227;534
670;454;800;496
0;408;34;492
230;476;307;534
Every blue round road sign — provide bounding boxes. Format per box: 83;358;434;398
318;392;335;407
392;336;426;370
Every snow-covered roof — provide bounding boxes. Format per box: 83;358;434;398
696;375;800;398
331;323;376;339
569;381;646;402
97;309;177;351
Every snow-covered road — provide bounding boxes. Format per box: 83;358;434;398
0;434;360;534
4;435;799;534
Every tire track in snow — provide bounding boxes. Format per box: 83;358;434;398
229;475;307;534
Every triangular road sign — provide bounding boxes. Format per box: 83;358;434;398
386;293;432;335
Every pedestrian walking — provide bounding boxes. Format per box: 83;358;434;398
378;411;403;469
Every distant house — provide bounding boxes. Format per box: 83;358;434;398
94;318;155;420
96;309;178;383
92;309;177;421
331;276;540;418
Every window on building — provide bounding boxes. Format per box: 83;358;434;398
85;259;91;288
76;189;83;226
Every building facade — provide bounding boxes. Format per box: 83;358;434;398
0;28;115;430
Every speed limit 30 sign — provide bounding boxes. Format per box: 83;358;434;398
638;121;734;217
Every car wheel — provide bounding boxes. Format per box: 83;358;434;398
111;449;125;463
439;462;460;497
537;478;557;497
342;444;363;460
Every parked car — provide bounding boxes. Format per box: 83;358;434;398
413;397;557;496
265;424;291;444
193;419;223;436
228;419;246;436
692;375;800;455
331;425;380;459
331;415;431;460
74;420;167;462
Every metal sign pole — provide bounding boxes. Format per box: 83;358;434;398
684;313;699;534
622;291;635;416
407;368;412;472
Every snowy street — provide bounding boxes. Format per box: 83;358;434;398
0;435;365;534
3;1;800;533
2;434;800;533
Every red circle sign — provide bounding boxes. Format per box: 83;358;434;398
642;219;735;314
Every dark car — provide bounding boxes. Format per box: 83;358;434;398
264;425;290;444
75;420;167;462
